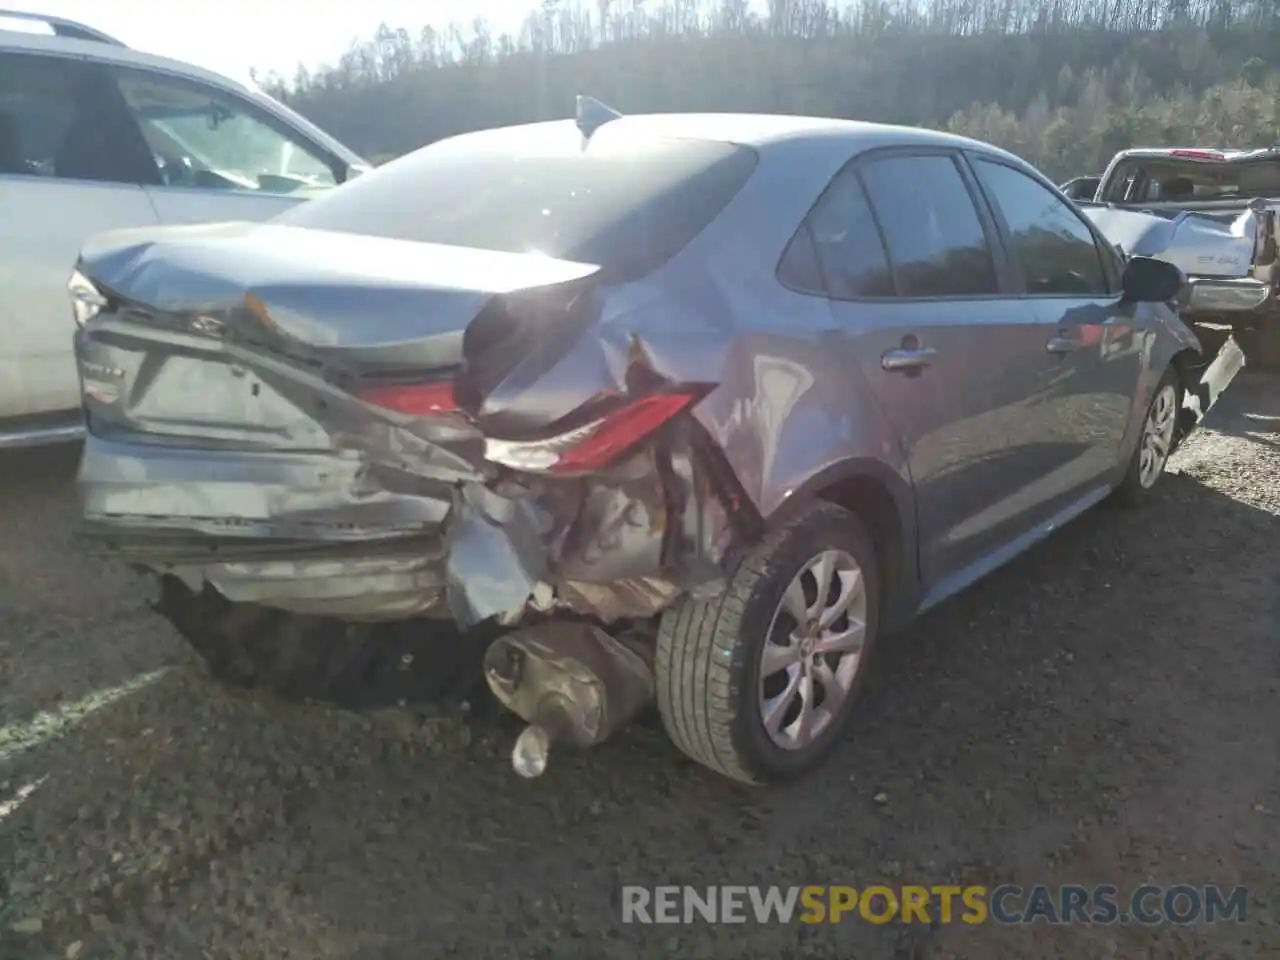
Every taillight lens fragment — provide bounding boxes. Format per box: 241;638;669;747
484;390;703;475
356;380;458;415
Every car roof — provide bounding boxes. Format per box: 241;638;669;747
0;22;259;95
444;111;1027;169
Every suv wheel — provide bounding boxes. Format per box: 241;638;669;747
655;502;880;784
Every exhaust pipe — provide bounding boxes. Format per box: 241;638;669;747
482;621;654;777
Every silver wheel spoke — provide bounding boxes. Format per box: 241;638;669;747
761;640;802;677
818;568;862;630
787;673;815;747
810;551;835;608
815;620;866;656
762;664;801;734
781;578;811;624
813;660;846;717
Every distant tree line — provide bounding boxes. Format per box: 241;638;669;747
255;0;1280;179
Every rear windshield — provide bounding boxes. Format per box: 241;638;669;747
1102;157;1280;203
278;122;758;281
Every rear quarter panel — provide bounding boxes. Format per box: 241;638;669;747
584;134;919;590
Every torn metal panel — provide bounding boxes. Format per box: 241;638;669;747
1183;333;1246;426
442;481;552;628
169;551;448;619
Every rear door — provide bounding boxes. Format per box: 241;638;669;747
968;154;1141;504
108;65;347;226
786;149;1068;593
0;50;162;420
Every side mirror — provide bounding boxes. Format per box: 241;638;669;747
341;163;372;184
1120;256;1183;303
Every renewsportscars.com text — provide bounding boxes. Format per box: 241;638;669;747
620;884;1248;925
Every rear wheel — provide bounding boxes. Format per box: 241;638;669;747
152;575;489;709
655;502;880;785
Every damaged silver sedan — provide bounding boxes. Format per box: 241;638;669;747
70;99;1241;784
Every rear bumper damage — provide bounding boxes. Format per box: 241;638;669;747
78;419;740;629
78;405;742;777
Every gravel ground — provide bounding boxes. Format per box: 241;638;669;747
1;373;1277;960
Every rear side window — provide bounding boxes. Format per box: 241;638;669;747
281;123;758;282
0;53;77;177
781;168;895;298
973;159;1110;296
859;154;1000;298
0;52;158;185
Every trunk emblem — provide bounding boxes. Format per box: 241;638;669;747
190;315;226;338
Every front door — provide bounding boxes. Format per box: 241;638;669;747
967;154;1144;510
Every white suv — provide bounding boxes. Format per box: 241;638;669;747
0;10;370;448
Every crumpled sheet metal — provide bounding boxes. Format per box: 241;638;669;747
169;549;448;619
443;481;552;628
75;217;851;628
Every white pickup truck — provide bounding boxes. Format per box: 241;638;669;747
1077;147;1280;366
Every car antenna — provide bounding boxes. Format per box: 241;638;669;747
575;95;622;139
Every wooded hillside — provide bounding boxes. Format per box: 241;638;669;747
259;0;1280;179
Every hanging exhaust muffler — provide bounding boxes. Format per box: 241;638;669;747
482;621;655;777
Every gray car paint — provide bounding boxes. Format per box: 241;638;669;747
72;114;1223;632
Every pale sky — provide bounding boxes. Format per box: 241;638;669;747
6;1;541;81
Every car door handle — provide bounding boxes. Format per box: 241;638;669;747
1046;336;1080;354
881;347;937;371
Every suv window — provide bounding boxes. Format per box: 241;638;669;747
782;167;895;298
974;159;1110;296
858;154;999;298
281;123;759;282
113;68;338;196
0;52;155;183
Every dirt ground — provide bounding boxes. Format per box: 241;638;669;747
0;373;1276;960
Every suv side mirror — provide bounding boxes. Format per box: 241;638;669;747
1121;256;1183;303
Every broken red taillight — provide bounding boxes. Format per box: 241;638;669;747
483;390;704;476
356;380;459;415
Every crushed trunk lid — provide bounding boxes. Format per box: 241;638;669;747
74;222;602;448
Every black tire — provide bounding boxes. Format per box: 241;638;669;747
152;574;490;709
1113;366;1182;507
655;501;880;785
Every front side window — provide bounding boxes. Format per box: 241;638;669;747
858;154;1000;298
974;159;1110;296
113;68;338;196
280;123;759;281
